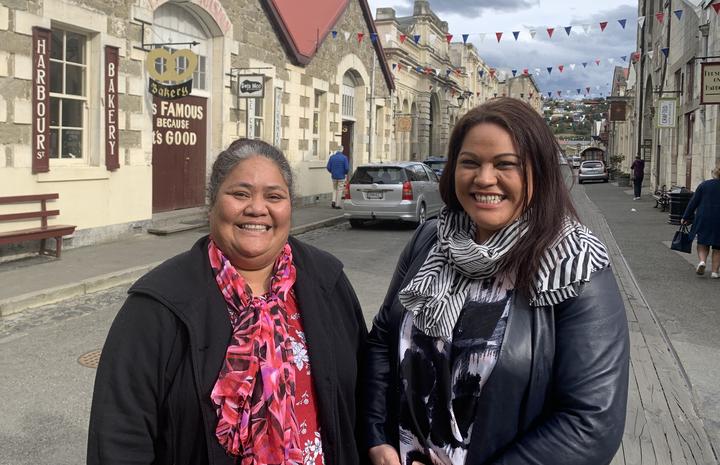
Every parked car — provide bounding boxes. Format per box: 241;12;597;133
578;160;609;184
343;162;443;228
558;153;568;165
570;156;582;169
422;157;448;176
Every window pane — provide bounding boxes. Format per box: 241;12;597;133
254;120;262;138
65;32;85;64
49;129;59;158
313;112;319;134
61;129;82;158
50;61;63;93
51;30;63;60
50;97;60;126
254;99;262;117
65;64;85;95
61;99;83;127
312;139;318;155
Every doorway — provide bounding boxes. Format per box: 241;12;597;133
341;121;354;166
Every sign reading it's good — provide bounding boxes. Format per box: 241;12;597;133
146;48;198;100
700;62;720;105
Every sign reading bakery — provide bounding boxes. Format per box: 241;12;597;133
32;26;51;174
146;48;198;100
105;46;120;170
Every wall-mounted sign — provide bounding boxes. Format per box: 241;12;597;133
609;101;627;121
396;116;412;132
105;46;120;171
236;75;265;98
657;98;677;128
700;62;720;105
146;48;197;100
32;26;51;174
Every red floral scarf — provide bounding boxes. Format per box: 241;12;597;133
208;240;301;464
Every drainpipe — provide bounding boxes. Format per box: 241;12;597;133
636;11;646;161
368;55;377;163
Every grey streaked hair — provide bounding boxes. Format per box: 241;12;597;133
208;138;294;206
713;165;720;179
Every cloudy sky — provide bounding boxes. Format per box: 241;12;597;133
366;0;641;98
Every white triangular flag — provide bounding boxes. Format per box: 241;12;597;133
638;16;646;28
583;24;591;34
529;29;537;39
647;50;654;60
478;32;487;43
570;63;576;70
343;31;350;41
608;58;614;63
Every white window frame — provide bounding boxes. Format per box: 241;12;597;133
49;27;88;162
247;98;264;139
342;84;355;119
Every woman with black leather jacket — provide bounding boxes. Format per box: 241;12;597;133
365;98;629;465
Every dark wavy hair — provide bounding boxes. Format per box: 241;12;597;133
439;97;578;296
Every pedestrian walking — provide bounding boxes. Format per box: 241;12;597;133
88;138;367;465
681;165;720;279
326;146;349;209
365;98;629;465
631;155;645;200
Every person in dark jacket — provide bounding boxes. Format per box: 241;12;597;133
365;98;629;465
88;138;368;465
631;155;645;200
681;165;720;279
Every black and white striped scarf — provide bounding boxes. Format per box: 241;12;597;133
399;207;610;338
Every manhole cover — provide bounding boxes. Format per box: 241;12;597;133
78;349;102;369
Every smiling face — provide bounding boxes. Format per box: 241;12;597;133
454;122;533;243
209;156;292;271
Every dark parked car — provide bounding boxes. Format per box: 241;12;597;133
578;160;609;184
422;157;447;176
343;162;443;228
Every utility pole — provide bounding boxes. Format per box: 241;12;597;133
368;54;377;163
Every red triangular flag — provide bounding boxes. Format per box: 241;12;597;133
529;92;534;98
496;32;503;42
399;34;407;43
655;12;665;24
547;27;555;38
357;33;364;43
489;68;496;77
558;65;564;72
599;21;608;31
595;59;601;65
713;3;720;13
445;34;453;43
523;68;529;75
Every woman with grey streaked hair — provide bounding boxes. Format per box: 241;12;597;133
88;138;368;465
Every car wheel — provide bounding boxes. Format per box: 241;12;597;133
349;219;365;229
416;204;427;227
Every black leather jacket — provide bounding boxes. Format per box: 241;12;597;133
365;220;629;465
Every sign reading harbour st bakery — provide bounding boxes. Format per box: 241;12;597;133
146;48;198;100
701;62;720;105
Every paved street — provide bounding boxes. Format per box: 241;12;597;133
1;181;718;465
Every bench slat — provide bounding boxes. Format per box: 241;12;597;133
0;193;59;204
0;225;76;244
0;210;60;221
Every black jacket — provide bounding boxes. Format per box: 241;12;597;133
88;235;368;465
365;221;629;465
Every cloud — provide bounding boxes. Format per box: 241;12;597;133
430;0;540;17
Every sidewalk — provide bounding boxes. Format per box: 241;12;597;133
574;181;718;464
0;203;345;317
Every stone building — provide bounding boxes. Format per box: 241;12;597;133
0;0;394;254
497;74;542;113
630;0;720;190
374;0;497;160
607;65;636;174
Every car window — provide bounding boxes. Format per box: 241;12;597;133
350;167;407;184
409;164;429;181
425;160;446;171
423;166;439;182
582;161;604;169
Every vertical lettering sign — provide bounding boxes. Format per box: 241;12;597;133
32;27;51;174
700;62;720;105
105;46;120;170
273;87;282;147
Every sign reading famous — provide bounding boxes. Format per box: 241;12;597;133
700;62;720;105
32;27;51;174
146;48;198;100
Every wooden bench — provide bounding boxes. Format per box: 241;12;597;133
0;194;77;258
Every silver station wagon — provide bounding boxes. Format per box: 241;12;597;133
342;162;444;228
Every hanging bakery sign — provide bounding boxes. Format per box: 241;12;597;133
146;48;198;100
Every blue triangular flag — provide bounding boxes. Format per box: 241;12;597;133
392;63;397;70
512;69;518;77
621;55;627;61
479;69;485;78
618;19;627;29
513;31;520;40
661;47;669;58
413;34;421;44
331;30;338;39
462;34;469;44
370;33;378;43
564;26;572;35
577;88;581;94
547;67;553;74
582;62;588;68
415;66;423;73
547;92;552;98
674;9;683;20
446;68;452;76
